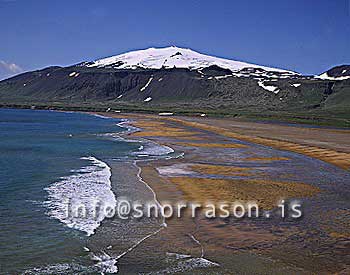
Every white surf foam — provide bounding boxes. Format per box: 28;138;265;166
146;256;219;274
91;251;119;274
156;164;193;176
91;113;113;119
23;263;91;274
88;161;167;274
136;142;174;156
100;119;175;157
116;119;139;133
166;252;192;259
45;156;117;236
100;131;174;157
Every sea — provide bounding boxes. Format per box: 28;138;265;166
0;108;174;274
1;108;349;274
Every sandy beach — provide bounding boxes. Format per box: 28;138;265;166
97;112;350;274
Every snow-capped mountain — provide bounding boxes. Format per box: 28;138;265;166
316;65;350;81
86;46;296;74
1;46;349;119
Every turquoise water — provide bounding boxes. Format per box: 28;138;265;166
0;108;139;273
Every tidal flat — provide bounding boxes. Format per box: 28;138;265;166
98;112;350;274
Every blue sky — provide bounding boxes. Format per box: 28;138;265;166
0;0;349;79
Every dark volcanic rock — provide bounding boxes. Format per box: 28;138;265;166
201;65;233;76
323;65;350;78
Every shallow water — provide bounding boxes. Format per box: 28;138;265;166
0;109;143;273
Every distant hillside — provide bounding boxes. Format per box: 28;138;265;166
0;47;349;126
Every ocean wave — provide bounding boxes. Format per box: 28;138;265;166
116;119;139;133
95;116;176;158
44;156;116;236
91;113;114;119
102;132;174;157
99;130;175;158
116;120;176;157
98;132;140;143
135;142;174;156
143;255;219;274
91;251;119;274
23;263;94;274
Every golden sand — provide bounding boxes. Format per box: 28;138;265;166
174;142;248;148
190;164;252;177
131;130;195;137
131;120;167;127
163;118;350;170
133;124;187;133
103;113;350;169
134;124;184;132
128;119;202;138
167;176;320;209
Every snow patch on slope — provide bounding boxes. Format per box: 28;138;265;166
214;74;233;80
258;81;280;94
140;76;153;91
316;72;350;81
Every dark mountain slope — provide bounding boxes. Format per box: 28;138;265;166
0;47;349;126
323;65;350;79
1;64;349;112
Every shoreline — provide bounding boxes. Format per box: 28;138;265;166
1;104;349;128
100;112;350;170
96;111;350;273
3;108;347;274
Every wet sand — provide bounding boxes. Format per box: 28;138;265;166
97;112;350;274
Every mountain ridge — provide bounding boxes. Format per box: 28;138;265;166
0;47;349;127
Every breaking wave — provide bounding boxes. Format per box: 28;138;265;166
45;156;116;236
